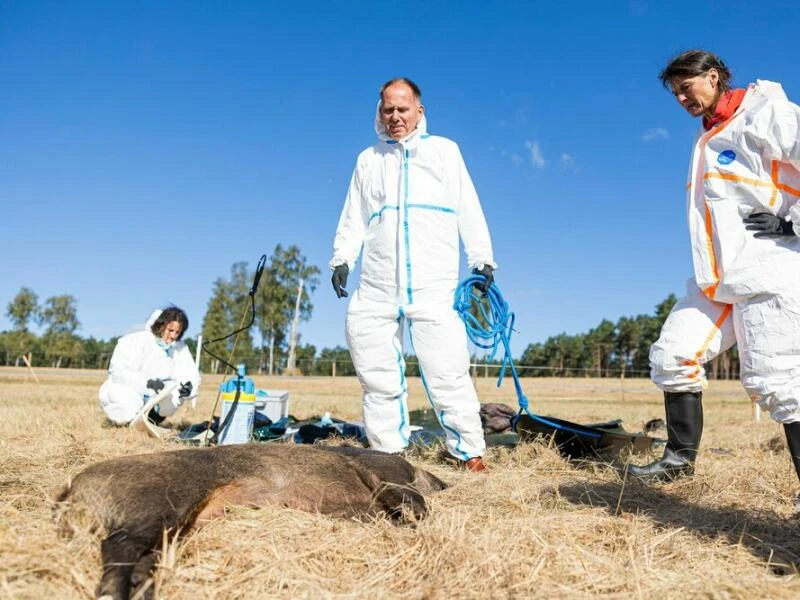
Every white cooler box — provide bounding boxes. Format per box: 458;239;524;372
254;389;290;423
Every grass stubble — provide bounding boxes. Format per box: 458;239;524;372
1;368;799;598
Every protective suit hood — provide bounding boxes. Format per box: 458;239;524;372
145;309;162;331
373;99;428;143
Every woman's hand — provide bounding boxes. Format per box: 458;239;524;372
743;212;795;238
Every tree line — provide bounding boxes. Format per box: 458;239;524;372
515;295;740;379
0;286;199;370
0;287;93;368
1;252;741;379
199;244;320;375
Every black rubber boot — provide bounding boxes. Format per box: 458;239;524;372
626;391;703;482
783;421;800;513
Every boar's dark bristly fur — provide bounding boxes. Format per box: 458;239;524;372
54;443;447;600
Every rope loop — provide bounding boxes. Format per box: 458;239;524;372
454;276;602;439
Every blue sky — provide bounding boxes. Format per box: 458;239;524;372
2;1;799;354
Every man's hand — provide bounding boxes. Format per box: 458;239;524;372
146;378;165;393
332;264;349;298
472;265;495;293
178;381;193;398
743;212;795;238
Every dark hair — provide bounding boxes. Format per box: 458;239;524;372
150;306;189;340
659;49;732;93
380;77;422;102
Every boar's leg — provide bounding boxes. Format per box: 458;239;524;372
96;529;158;600
128;549;160;600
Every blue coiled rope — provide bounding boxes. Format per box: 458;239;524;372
454;275;602;439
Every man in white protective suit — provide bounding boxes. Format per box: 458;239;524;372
329;77;497;472
99;306;200;426
626;50;800;511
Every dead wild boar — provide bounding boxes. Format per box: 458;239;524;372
54;443;447;600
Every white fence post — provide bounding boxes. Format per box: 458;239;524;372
192;334;203;410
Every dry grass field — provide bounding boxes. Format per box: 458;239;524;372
2;366;800;598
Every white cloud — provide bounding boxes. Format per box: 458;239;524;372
642;127;669;141
559;153;575;169
524;140;546;169
510;154;523;167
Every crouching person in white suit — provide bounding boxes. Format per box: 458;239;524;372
99;306;200;425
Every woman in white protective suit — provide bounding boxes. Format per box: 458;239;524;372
329;78;496;472
627;50;800;509
99;306;200;426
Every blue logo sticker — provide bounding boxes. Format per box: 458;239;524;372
717;150;736;165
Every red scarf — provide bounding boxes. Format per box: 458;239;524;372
703;88;746;131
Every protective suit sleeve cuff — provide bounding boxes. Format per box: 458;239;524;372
469;260;498;271
329;258;351;271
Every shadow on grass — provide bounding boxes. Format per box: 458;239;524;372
558;477;800;575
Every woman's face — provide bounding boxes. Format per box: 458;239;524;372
670;68;720;118
161;321;183;344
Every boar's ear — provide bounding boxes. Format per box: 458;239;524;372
412;468;448;493
374;482;428;523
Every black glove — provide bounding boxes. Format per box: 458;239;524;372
331;264;349;298
743;212;795;238
178;381;193;398
472;264;495;293
146;378;165;393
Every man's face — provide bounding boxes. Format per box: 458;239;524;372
380;82;424;141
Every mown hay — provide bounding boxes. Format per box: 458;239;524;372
1;367;799;598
